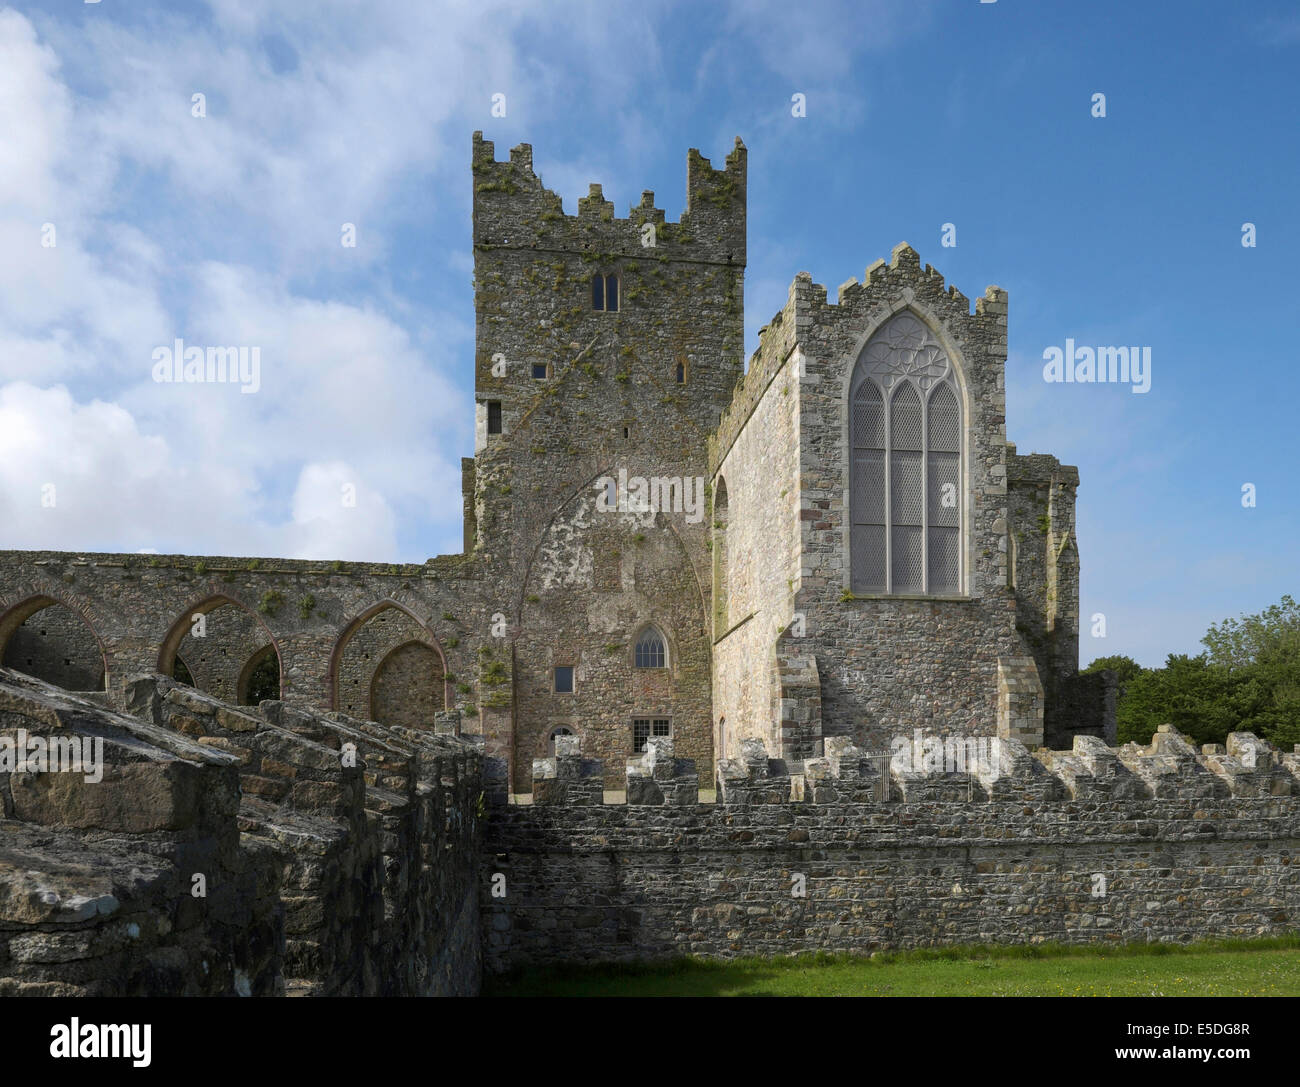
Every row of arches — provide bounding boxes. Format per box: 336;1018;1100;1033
0;594;452;730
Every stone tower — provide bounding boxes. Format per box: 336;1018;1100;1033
466;132;747;789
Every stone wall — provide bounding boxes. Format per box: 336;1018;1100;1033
482;730;1300;971
1007;444;1082;746
0;551;495;734
1;602;105;692
0;667;483;996
712;247;1064;756
710;280;802;759
469;133;748;788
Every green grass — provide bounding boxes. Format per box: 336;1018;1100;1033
485;936;1300;996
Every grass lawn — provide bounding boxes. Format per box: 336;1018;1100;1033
485;937;1300;996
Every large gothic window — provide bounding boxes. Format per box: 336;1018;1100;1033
850;312;962;594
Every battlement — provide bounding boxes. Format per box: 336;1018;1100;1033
521;728;1300;807
471;132;746;266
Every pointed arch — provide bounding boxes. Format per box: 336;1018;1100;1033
157;594;283;703
848;308;966;595
0;595;108;692
712;474;730;636
237;644;281;706
632;623;669;669
328;600;451;716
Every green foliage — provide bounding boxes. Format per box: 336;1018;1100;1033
1203;594;1300;670
243;651;280;705
840;589;856;602
1117;655;1244;746
257;590;284;616
1082;654;1143;690
194;561;207;576
298;594;315;619
1114;596;1300;749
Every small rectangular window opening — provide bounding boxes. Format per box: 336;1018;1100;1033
487;400;502;434
675;362;686;384
554;666;574;694
532;363;548;380
632;717;671;753
592;274;604;310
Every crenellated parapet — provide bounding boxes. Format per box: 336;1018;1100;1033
504;728;1300;808
484;727;1300;971
0;668;483;997
472;132;746;268
531;734;604;805
625;736;698;806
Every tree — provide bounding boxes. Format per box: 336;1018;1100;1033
1116;653;1241;746
1117;596;1300;749
1082;653;1143;694
1202;594;1300;670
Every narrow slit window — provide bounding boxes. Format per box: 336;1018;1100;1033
487;400;502;434
675;362;686;384
593;273;619;311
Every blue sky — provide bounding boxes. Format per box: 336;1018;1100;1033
0;0;1296;668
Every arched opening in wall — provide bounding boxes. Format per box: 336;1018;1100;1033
0;597;107;692
237;644;281;706
712;477;730;635
633;624;669;669
368;640;446;729
157;597;282;706
849;310;964;595
331;602;450;728
546;726;574;756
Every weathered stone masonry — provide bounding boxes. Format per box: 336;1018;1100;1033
1;132;1195;995
482;731;1300;971
0;668;482;996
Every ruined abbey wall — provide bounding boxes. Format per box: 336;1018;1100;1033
708;282;802;760
710;244;1082;758
482;731;1300;971
0;551;504;733
0;668;482;996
